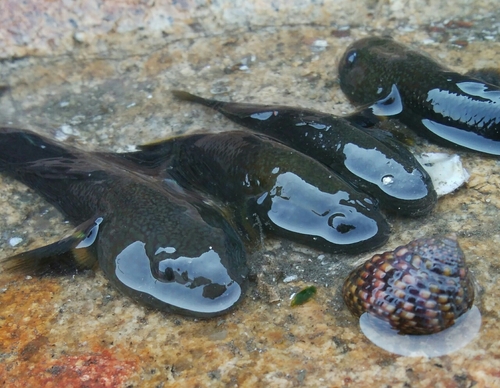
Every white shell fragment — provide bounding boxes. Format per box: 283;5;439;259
416;152;469;197
283;275;298;283
359;305;481;358
8;237;22;247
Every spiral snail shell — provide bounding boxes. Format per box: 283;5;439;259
342;235;475;335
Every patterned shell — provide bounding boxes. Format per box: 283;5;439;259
342;235;474;335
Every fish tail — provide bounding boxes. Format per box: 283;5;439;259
0;128;100;219
0;127;72;168
172;90;225;110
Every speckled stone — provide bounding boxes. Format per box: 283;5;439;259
1;1;500;387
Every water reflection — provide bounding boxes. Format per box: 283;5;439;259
359;306;482;357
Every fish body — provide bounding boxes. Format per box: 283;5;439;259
338;36;500;155
0;127;390;316
115;131;390;253
0;128;248;317
172;91;436;217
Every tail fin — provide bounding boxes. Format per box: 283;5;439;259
0;128;107;223
0;128;104;182
0;128;74;168
172;90;224;110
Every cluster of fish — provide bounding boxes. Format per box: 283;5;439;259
1;36;494;336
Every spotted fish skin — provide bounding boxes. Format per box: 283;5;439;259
172;90;437;217
0;128;248;318
342;235;474;335
114;131;390;254
338;36;500;155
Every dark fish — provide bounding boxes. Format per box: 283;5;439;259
113;131;390;254
342;235;474;335
338;36;500;155
0;128;248;318
172;91;436;217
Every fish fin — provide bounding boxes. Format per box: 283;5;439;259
100;136;182;173
344;108;419;151
173;89;280;119
344;108;382;128
173;90;336;125
114;129;219;173
0;128;105;180
172;90;222;109
0;128;73;166
1;217;103;276
14;158;106;180
465;68;500;86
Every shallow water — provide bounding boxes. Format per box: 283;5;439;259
1;1;500;386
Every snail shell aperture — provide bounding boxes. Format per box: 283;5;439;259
342;235;475;335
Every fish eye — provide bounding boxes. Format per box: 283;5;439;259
345;49;358;67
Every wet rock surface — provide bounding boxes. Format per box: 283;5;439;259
1;1;500;386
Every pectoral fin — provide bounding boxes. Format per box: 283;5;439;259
1;217;103;276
